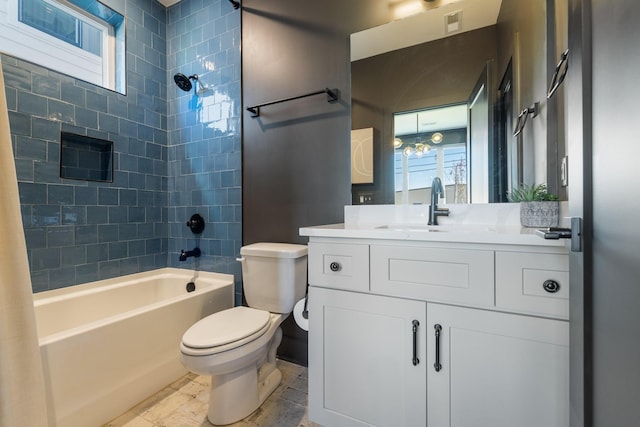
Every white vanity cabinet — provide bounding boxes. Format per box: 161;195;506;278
304;233;569;427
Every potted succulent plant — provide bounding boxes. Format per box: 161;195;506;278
508;184;560;227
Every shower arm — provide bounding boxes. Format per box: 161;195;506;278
173;73;200;92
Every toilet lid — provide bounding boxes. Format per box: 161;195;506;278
182;306;270;349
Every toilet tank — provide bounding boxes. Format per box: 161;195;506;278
240;243;308;314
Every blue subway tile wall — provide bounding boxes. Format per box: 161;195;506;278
167;0;242;302
3;0;169;292
4;0;241;295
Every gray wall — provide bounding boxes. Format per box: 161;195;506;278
241;0;388;365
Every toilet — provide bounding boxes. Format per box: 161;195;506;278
179;242;308;426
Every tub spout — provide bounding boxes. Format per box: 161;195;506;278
179;247;201;262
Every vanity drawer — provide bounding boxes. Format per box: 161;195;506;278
495;251;569;319
308;242;369;292
370;245;494;306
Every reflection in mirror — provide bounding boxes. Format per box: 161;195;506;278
393;104;468;205
0;0;126;94
350;0;564;205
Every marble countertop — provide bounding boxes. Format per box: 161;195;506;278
299;203;570;247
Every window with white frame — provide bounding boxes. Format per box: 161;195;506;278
0;0;125;93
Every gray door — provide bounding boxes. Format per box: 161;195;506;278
588;0;640;425
569;0;640;425
567;0;591;425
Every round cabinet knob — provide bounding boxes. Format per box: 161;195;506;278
543;280;561;293
329;262;342;272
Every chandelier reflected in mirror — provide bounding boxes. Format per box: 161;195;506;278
395;133;444;157
393;104;468;205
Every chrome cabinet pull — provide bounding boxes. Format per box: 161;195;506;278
434;324;442;372
547;49;569;99
412;320;420;366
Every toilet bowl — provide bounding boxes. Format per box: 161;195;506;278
180;307;287;425
179;243;307;426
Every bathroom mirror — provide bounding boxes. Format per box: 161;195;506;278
351;0;565;205
0;0;126;94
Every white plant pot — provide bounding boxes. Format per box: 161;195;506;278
520;201;559;228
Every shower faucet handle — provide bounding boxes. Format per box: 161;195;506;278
186;214;205;234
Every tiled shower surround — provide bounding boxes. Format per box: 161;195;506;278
3;0;242;298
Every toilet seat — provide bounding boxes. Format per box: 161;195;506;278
181;306;271;356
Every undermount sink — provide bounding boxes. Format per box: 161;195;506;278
374;224;495;233
375;224;446;232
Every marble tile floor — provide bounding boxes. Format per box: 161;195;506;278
103;359;321;427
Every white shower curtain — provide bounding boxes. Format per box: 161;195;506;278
0;61;49;426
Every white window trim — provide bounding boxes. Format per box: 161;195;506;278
0;0;115;90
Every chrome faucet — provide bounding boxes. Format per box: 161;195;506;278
179;247;201;261
428;177;449;225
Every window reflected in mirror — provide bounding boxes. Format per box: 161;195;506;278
393;104;468;205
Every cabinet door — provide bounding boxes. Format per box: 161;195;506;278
427;303;569;427
309;287;426;427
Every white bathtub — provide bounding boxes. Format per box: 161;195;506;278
33;268;234;427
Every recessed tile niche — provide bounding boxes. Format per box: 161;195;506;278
59;132;114;182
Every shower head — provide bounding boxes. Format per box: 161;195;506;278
173;73;198;92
